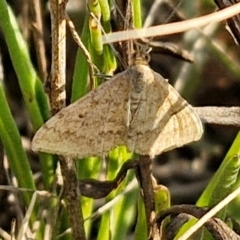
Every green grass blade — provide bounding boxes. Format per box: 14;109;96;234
0;0;55;188
176;145;240;239
97;211;111;240
96;148;135;240
111;173;137;240
0;1;49;129
133;0;142;28
78;157;101;237
219;132;240;221
197;155;240;218
0;81;35;205
134;192;148;240
71;15;91;102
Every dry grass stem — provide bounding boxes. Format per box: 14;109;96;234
48;0;86;239
30;0;47;81
65;12;97;82
179;183;240;240
195;107;240;126
103;3;240;43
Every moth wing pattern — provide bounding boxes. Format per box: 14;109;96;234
32;70;133;158
32;64;203;159
127;65;203;158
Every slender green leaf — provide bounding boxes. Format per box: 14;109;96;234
0;80;35;207
197;154;240;219
0;0;55;188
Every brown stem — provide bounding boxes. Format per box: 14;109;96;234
48;0;86;239
59;157;86;240
29;0;47;81
136;155;157;239
79;158;138;198
49;0;67;114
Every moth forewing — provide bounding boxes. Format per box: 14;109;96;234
32;71;131;158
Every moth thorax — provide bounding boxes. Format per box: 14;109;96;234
132;55;149;66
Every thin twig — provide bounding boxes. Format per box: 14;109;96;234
17;192;37;240
65;12;98;82
49;0;67;114
79;158;138;198
85;178;138;221
155;205;240;240
194;106;240;126
103;2;240;43
0;228;11;240
215;0;240;44
57;178;138;239
179;185;240;240
49;0;86;239
29;0;47;81
136;156;158;239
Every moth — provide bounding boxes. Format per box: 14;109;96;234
31;62;203;159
